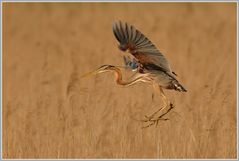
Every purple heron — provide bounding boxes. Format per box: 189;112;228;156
82;21;187;127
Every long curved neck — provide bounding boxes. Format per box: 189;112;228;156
110;67;142;86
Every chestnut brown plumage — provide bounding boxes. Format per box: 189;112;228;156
82;21;187;127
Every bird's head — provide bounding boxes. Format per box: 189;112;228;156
81;65;115;78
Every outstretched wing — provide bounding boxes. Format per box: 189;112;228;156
112;21;173;74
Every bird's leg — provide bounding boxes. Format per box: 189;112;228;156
141;103;174;129
141;87;175;128
153;102;174;120
144;85;169;120
142;103;174;128
153;87;174;119
145;83;159;120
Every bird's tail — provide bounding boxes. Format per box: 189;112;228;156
172;80;187;92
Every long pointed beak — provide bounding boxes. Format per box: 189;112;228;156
81;70;98;78
115;65;126;69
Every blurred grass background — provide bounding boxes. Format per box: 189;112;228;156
2;2;237;158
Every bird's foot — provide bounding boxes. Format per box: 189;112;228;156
141;117;169;129
141;103;174;129
144;106;164;121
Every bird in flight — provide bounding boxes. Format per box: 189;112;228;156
82;21;187;128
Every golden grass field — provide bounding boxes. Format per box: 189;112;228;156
2;2;237;159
